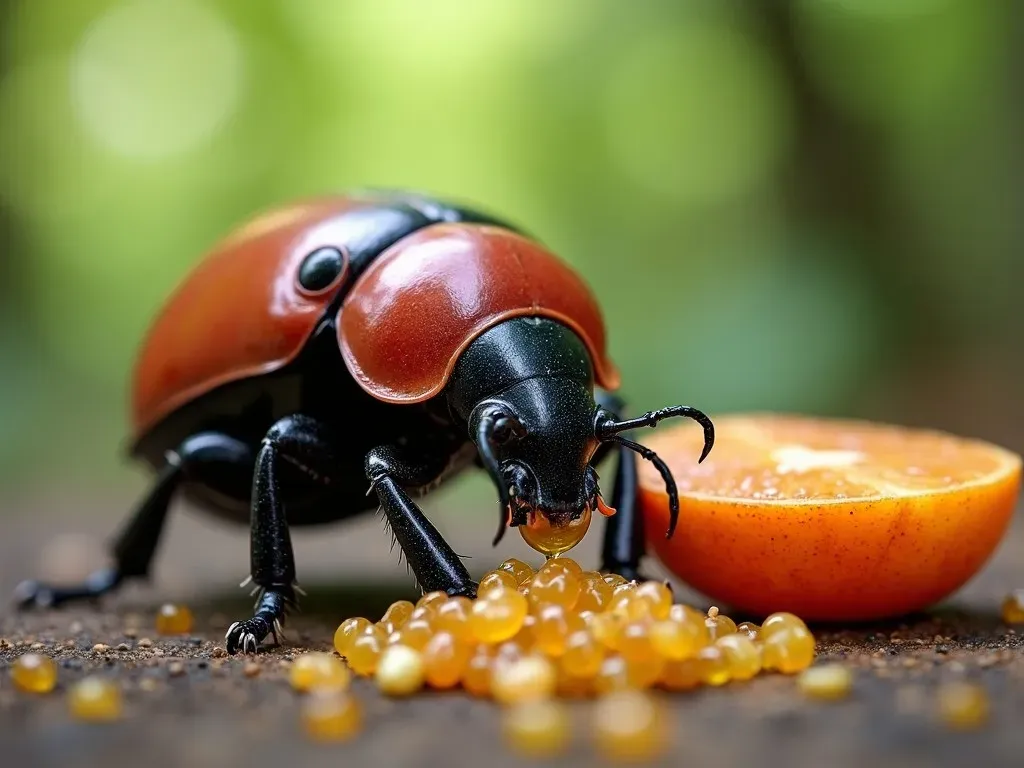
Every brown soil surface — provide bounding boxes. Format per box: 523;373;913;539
1;493;1023;768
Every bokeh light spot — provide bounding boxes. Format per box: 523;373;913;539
70;0;245;160
602;21;793;209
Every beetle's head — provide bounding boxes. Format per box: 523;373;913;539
448;317;714;549
469;376;602;544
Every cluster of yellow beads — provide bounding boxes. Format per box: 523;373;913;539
329;556;819;757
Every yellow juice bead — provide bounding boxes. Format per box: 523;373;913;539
617;622;654;663
462;646;495;697
416;591;449;611
381;600;414;628
937;682;989;729
491;655;557;704
507;614;537;653
533;604;585;657
704;607;738;640
433;596;473;641
498;557;535;586
696;645;731;686
716;634;761;681
649;618;705;661
155;603;194;635
634;581;673;620
660;659;703;691
762;626;816;673
290;652;351;692
422;631;471;689
1001;590;1024;624
528;569;581;610
496;639;529;665
407;607;437;626
760;611;808;638
502;699;571;758
478;570;518;595
556;666;594;698
625;655;665;689
68;677;122;722
469;590;529;643
560;630;604;679
387;618;433;651
669;603;707;624
593;655;630;695
346;626;386;675
607;592;651;622
519;505;591;556
301;688;362;742
797;664;853;700
736;621;761;642
602;573;628;588
539;557;583;577
334;617;371;656
590;612;624;651
593;690;669;763
11;653;58;694
575;577;613;613
375;645;425;696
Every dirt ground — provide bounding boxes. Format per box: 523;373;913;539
1;491;1023;768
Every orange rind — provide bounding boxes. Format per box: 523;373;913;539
639;413;1021;620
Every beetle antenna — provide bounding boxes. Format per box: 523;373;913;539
606;435;682;539
476;412;512;546
597;405;714;463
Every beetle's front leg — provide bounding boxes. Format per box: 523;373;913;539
366;445;476;598
226;414;337;655
594;391;652;582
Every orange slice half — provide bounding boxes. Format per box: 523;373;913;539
638;413;1022;621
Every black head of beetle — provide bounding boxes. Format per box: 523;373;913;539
447;316;715;546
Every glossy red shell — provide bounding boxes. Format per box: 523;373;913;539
130;197;363;441
337;223;621;403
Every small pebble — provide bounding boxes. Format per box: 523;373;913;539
168;662;186;677
211;647;227;658
138;638;153;648
30;642;45;650
92;644;109;653
117;643;130;652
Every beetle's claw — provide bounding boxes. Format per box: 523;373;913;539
225;617;271;655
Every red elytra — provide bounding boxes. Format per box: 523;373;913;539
130;198;619;443
338;223;620;404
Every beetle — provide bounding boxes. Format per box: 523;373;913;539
13;190;713;654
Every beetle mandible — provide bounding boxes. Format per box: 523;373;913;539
13;190;714;654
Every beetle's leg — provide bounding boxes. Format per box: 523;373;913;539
226;414;338;655
13;432;252;610
594;391;652;582
366;445;476;598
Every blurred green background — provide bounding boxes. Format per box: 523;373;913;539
1;0;1022;501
